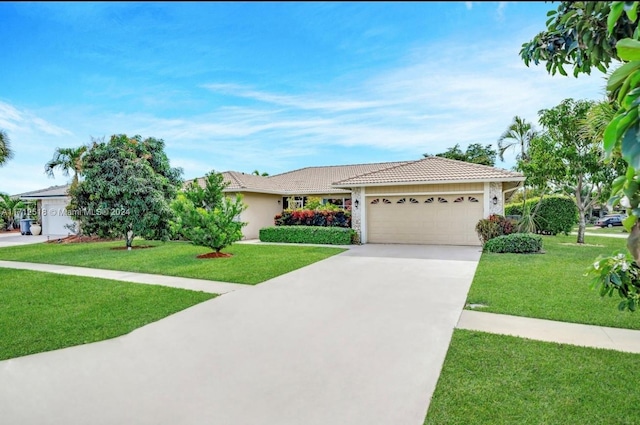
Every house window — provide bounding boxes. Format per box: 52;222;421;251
322;197;351;210
283;196;306;209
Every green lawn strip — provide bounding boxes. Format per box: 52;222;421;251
466;234;640;329
0;268;216;360
425;330;640;425
573;225;627;235
0;241;346;285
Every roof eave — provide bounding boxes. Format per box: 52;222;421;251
332;176;526;188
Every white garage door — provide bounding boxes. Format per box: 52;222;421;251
366;194;483;246
42;201;75;236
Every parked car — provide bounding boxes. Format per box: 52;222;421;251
595;214;626;228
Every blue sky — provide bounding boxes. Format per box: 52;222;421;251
0;2;610;194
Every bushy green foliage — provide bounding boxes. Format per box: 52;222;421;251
69;134;183;248
505;196;578;235
172;171;247;253
260;226;353;245
475;214;514;245
275;209;351;227
483;233;543;254
587;251;640;312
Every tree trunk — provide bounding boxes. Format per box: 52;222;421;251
577;207;586;244
627;221;640;264
126;229;134;251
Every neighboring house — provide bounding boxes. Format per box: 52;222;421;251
16;185;74;236
17;157;525;245
194;157;525;246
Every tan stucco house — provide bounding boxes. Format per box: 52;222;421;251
198;156;525;246
18;157;524;246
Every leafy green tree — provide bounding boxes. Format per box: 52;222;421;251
172;171;246;254
522;1;640;309
45;145;88;186
252;170;269;176
69;134;182;249
0;193;25;230
426;143;497;166
520;1;636;77
521;99;619;244
0;129;13;167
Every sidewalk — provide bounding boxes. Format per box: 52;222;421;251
0;260;248;294
458;310;640;354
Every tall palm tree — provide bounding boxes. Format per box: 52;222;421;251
0;129;13;167
498;116;537;232
497;116;536;163
45;145;88;186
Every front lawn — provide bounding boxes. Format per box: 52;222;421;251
0;241;345;285
424;330;640;425
574;224;627;235
0;268;216;360
466;234;640;329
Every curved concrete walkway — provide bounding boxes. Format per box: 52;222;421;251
0;244;482;425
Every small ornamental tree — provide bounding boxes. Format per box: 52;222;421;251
172;171;247;255
70;134;183;249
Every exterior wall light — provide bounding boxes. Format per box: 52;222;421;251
492;196;498;205
354;199;359;209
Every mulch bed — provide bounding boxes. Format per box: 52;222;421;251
196;252;233;259
46;235;119;244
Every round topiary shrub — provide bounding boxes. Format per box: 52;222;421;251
483;233;543;253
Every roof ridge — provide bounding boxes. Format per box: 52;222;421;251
269;160;410;178
427;156;519;174
223;171;248;189
333;159;421;185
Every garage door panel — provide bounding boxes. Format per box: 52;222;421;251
367;195;482;246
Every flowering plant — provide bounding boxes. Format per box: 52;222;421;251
585;251;640;312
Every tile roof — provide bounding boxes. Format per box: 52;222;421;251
184;158;524;194
333;157;525;186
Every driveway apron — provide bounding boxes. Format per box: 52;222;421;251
0;244;481;425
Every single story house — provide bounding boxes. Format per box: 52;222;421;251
18;157;524;246
16;184;75;236
196;156;525;246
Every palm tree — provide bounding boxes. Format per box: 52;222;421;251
0;193;25;231
498;116;537;232
0;129;13;167
45;145;88;186
252;170;269;176
497;116;536;163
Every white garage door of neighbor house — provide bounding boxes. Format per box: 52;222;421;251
42;202;75;236
366;194;483;246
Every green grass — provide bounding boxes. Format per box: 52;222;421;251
573;224;627;234
466;234;640;329
0;241;345;284
424;330;640;425
0;268;216;360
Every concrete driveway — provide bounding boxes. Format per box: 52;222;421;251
0;244;481;425
0;233;67;247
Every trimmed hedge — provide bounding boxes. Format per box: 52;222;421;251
505;196;578;235
483;233;543;253
259;226;353;245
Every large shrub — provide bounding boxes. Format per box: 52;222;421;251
475;214;515;245
504;196;578;236
259;226;353;245
274;209;351;228
483;233;543;254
